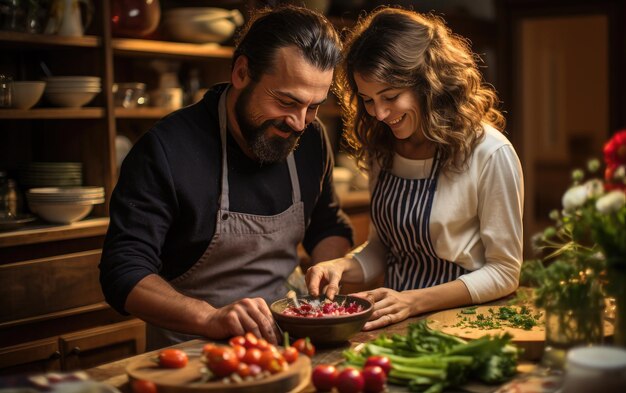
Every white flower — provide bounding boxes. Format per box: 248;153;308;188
584;179;605;199
595;190;626;214
562;185;588;211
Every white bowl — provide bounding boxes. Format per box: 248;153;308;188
163;8;244;43
12;81;46;109
29;202;94;224
45;90;99;108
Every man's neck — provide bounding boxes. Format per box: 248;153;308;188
225;85;257;160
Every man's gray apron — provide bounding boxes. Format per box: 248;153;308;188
147;86;306;349
370;152;466;291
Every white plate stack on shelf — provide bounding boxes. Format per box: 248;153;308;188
26;186;105;224
44;76;101;108
18;162;83;188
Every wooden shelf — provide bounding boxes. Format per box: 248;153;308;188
0;217;109;248
112;38;234;60
0;108;105;120
0;31;100;48
114;107;172;119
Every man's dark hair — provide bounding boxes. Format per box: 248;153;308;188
233;5;342;81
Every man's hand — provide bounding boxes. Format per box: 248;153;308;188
205;297;280;345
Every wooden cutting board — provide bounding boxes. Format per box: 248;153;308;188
426;305;614;361
126;346;311;393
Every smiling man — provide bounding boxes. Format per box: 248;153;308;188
99;6;353;350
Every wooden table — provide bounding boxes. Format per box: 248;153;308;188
85;312;541;393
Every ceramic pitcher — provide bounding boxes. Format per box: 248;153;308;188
44;0;93;37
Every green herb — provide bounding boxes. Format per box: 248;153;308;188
454;306;542;330
343;321;520;391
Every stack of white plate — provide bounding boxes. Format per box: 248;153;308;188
18;162;82;188
26;186;104;224
44;76;101;108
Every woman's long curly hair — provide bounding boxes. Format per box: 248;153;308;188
335;7;505;173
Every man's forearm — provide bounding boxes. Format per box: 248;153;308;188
125;274;214;337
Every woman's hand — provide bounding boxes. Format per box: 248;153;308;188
205;298;280;345
305;257;350;300
354;288;415;331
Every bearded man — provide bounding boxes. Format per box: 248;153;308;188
99;5;352;350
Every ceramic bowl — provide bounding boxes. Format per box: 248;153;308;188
45;90;99;108
12;81;46;109
270;295;373;346
162;8;244;44
28;202;95;224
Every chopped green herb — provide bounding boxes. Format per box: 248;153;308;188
454;306;542;330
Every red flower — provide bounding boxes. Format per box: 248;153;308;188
603;129;626;167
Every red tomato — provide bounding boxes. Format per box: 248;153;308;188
335;368;364;393
201;343;216;356
242;347;262;365
311;364;338;391
362;366;387;393
229;335;246;347
236;362;251;378
157;349;188;369
204;346;240;377
243;332;259;349
256;338;270;351
292;337;315;357
248;363;262;377
131;380;157;393
259;350;287;374
281;346;299;364
231;344;246;360
364;355;392;376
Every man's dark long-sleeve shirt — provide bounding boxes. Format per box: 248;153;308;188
100;84;353;314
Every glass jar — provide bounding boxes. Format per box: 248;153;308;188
541;299;605;369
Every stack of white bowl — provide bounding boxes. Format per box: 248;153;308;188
44;76;101;108
26;186;105;224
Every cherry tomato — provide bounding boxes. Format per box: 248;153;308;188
281;346;299;364
362;366;387;393
131;379;157;393
229;335;246;347
292;337;315;357
256;338;271;351
364;355;392;376
157;349;188;369
231;344;246;360
259;350;287;374
242;347;262;365
236;362;251;378
311;364;338;391
201;343;216;356
335;367;364;393
243;332;259;349
204;346;240;377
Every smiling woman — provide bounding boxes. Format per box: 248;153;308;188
306;6;524;332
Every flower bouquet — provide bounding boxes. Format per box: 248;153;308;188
522;130;626;360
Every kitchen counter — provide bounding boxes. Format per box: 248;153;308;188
85;292;550;393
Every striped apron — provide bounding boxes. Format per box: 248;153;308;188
371;153;467;291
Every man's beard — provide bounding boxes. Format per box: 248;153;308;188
235;84;301;164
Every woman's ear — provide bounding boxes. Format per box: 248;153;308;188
231;55;250;89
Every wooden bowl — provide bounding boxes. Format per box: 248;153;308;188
270;295;373;346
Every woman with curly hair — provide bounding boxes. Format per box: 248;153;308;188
306;7;524;330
